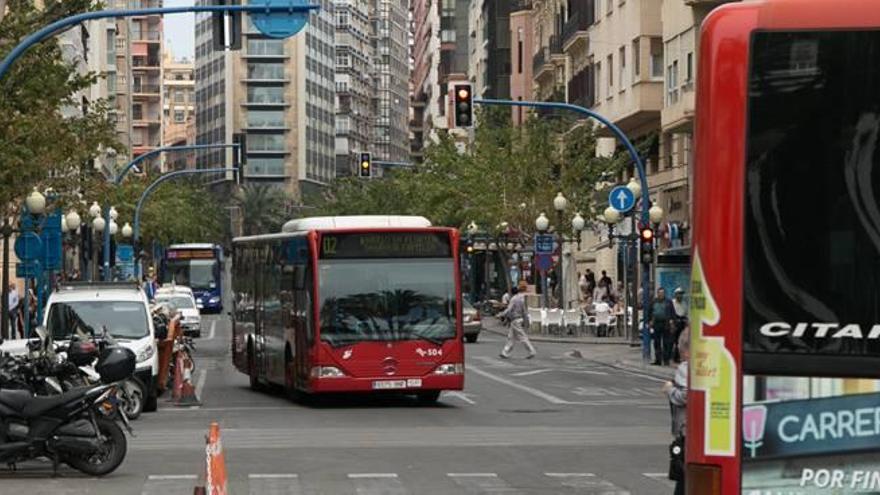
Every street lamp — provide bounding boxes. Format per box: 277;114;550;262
626;176;641;198
109;207;119;221
553;192;568;213
93;216;105;232
61;215;68;234
467;221;479;236
66;210;82;231
88;201;101;218
649;204;665;224
603;206;622;225
122;222;133;239
535;212;550;232
25;188;46;215
109;220;118;236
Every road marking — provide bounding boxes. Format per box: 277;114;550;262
547;472;630;493
468;364;571;404
444;391;476;404
207;320;216;340
447;473;498;478
195;368;207;400
147;474;198;480
249;474;299;479
449;472;521;494
347;473;398;479
511;368;553;376
544;473;595;477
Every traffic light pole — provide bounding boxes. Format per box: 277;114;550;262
473;98;652;352
0;3;319;83
132;168;237;280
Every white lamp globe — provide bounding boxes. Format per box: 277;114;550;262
93;216;106;232
122;222;133;238
61;216;69;233
109;220;118;236
649;204;665;224
553;192;568;212
535;213;550;232
25;188;46;215
66;210;82;231
88;201;101;218
626;177;641;198
109;206;119;221
571;213;585;232
603;206;621;225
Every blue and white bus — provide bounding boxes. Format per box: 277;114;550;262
160;243;224;312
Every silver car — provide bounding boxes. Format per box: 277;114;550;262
462;299;482;343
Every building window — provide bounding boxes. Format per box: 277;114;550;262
247;110;285;128
595;61;602;100
517;28;523;74
336;10;349;28
247;86;284;104
336;53;350;67
619;46;626;89
650;37;663;78
686;52;694;82
248;157;286;176
607;54;613;89
248;133;285;151
667;60;679;104
247;63;285;80
174;90;185;103
633;38;641;78
247;39;285;56
174;110;185;123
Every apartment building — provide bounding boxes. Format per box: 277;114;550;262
409;0;470;162
334;0;372;177
370;0;410;166
509;2;535;125
162;53;196;171
468;0;512;100
194;0;336;197
126;3;165;173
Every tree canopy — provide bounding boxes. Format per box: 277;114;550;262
312;108;627;236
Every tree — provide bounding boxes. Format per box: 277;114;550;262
234;184;291;236
312;108;624;233
0;0;119;218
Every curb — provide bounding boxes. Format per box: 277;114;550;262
482;325;676;381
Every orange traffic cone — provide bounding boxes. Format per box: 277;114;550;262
193;422;227;495
172;349;201;406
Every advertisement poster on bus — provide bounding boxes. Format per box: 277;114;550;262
742;375;880;494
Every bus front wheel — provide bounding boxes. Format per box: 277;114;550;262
416;391;441;405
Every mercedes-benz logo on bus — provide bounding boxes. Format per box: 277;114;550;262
382;357;398;376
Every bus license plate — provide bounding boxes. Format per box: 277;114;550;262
372;379;422;390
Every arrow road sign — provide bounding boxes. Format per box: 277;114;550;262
609;185;636;213
535;234;554;254
251;0;311;39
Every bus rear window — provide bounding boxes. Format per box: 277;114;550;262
744;30;880;370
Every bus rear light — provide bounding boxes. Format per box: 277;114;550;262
310;366;345;378
686;464;721;495
433;363;464;375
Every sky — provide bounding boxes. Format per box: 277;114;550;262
163;0;195;60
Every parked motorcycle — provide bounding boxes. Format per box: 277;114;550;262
0;327;135;476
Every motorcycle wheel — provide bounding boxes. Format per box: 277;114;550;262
119;380;144;420
64;417;127;476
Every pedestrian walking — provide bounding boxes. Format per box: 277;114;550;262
498;281;536;359
647;287;675;365
584;269;596;295
7;283;19;339
599;270;612;289
663;329;689;495
671;287;688;362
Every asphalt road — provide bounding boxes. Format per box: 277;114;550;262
0;316;675;494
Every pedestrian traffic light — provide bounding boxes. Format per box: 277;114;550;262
358;152;372;178
452;83;474;129
212;0;242;51
639;227;655;264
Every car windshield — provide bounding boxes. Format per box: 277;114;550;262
47;301;150;340
463;299;475;312
156;295;195;309
318;258;456;346
163;259;217;291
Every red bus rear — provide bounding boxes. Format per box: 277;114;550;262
692;1;880;493
231;216;464;403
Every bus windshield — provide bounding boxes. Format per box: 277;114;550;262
318;258;456;346
163;259;218;291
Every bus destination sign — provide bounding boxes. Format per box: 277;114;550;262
320;232;451;259
167;249;215;260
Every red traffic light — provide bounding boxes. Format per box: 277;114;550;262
640;228;654;242
457;87;470;100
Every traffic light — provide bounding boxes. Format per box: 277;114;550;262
639;227;655;264
358;152;372;178
212;0;242;51
233;133;247;184
452;83;474;128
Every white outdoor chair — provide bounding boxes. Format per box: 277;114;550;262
545;309;564;335
606;315;619;337
527;307;545;334
583;314;597;336
563;309;582;335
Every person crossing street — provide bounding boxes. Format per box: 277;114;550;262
498;280;536;359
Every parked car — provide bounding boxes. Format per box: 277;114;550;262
155;286;202;337
462;299;482;343
42;281;159;413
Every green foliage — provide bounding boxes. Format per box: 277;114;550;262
313;108;625;234
234;184;291;235
0;0;119;220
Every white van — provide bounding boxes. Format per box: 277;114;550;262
42;282;159;412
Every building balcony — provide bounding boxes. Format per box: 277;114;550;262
533;47;551;80
567;66;595;109
132;58;160;69
132;115;161;126
563;11;591;52
132;84;160;95
549;34;565;61
132;30;161;42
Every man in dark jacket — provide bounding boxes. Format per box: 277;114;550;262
647;287;675;365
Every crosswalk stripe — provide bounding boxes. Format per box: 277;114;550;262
545;472;630;494
447;473;499;477
142;474;198;495
347;473;398;479
449;471;522;494
249;474;300;479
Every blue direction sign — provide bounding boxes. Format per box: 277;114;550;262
609;185;636;213
14;231;43;261
534;234;554;254
251;0;311;39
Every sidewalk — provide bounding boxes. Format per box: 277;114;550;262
481;317;676;380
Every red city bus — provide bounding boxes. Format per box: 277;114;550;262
690;1;880;493
231;216;464;403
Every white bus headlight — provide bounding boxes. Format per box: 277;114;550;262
310;366;345;378
433;363;464;375
137;345;155;363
